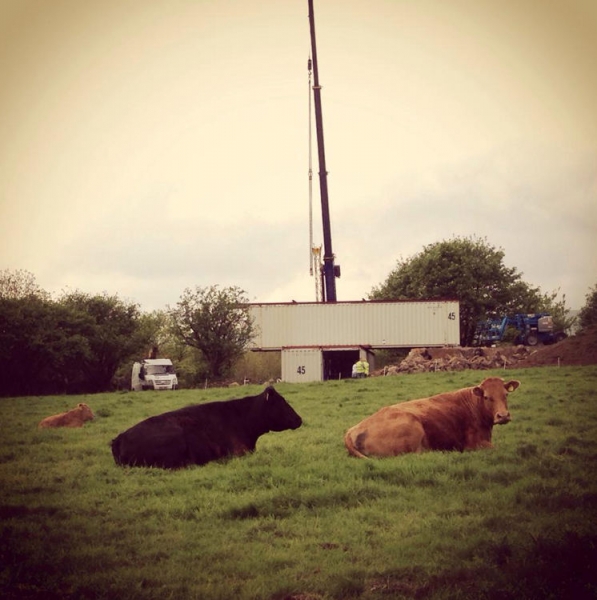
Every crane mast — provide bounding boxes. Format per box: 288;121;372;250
308;58;323;303
308;0;339;302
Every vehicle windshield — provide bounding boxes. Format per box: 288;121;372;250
145;365;174;376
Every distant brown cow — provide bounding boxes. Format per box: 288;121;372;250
38;403;95;428
344;377;520;458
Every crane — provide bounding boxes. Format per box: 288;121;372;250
308;0;340;302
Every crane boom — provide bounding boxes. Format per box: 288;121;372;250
308;0;338;302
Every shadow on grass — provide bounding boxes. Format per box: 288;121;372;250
222;487;386;520
363;532;597;600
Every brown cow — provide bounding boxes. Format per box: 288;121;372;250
38;403;95;428
344;377;520;458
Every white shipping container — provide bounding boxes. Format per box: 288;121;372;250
249;300;459;350
281;349;323;383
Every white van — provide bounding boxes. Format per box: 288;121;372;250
131;358;178;391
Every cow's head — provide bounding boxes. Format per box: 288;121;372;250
473;378;520;425
77;403;95;422
262;386;302;431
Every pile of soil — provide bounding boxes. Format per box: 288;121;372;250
515;325;597;367
378;326;597;374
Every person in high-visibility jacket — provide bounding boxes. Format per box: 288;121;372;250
352;359;369;378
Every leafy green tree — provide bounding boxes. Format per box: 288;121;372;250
0;274;151;394
537;289;576;334
578;284;597;330
370;236;542;346
504;284;575;334
59;291;149;392
169;285;256;380
499;280;543;315
0;296;91;396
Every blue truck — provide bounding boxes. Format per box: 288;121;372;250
473;313;567;347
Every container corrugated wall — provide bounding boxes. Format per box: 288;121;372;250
281;349;323;383
250;301;459;349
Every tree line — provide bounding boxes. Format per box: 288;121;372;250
0;270;254;397
2;237;596;396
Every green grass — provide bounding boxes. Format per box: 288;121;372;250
1;367;597;599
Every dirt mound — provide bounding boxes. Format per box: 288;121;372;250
516;325;597;367
377;326;597;375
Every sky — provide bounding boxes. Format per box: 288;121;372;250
1;0;596;312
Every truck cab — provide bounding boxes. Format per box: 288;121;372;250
131;358;178;391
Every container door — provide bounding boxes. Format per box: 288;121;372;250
281;349;323;383
322;349;360;380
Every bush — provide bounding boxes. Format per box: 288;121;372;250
229;351;281;384
579;284;597;330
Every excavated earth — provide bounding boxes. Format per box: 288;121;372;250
378;325;597;375
515;325;597;367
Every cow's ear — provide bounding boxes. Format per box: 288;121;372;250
505;380;520;392
472;386;484;398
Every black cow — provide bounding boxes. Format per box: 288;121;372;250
111;386;302;469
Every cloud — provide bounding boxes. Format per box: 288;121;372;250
334;140;597;305
1;0;595;312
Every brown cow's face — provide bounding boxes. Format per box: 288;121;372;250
473;378;520;425
77;403;95;421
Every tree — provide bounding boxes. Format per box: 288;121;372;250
0;269;49;300
0;296;90;396
537;288;576;334
578;284;597;330
370;236;540;346
0;275;151;395
59;291;149;392
169;285;256;380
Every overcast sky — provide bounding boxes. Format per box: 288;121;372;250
1;0;596;311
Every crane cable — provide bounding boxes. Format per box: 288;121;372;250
308;55;322;302
308;56;314;278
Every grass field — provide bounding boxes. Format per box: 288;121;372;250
1;366;597;600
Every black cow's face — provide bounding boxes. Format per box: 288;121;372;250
263;387;302;431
